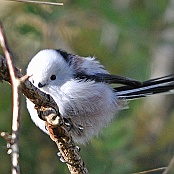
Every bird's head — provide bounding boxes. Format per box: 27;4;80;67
27;49;72;91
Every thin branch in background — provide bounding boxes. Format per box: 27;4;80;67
8;0;64;6
0;22;20;174
163;155;174;174
133;167;167;174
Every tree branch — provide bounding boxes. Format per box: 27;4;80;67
0;26;88;173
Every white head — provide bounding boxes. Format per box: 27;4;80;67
27;49;72;90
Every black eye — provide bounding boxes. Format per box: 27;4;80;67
50;75;56;81
32;79;34;84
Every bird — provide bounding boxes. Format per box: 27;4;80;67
26;49;174;144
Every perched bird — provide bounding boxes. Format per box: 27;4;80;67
26;49;174;144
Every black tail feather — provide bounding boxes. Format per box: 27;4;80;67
115;75;174;99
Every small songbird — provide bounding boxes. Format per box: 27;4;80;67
26;49;174;144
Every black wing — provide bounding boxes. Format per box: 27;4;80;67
74;72;142;86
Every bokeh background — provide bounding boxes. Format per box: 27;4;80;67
1;0;174;173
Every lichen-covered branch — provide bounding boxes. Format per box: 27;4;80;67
0;55;89;174
46;122;88;174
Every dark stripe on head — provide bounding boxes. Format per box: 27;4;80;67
56;49;72;63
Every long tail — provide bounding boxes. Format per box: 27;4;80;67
115;75;174;100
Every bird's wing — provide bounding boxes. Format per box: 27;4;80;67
74;73;142;86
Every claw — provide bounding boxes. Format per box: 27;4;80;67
60;156;67;163
57;152;68;163
75;146;80;152
57;152;61;157
78;125;84;132
63;118;72;131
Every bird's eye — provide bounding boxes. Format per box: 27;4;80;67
32;80;34;84
50;75;56;81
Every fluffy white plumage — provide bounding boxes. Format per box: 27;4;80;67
26;49;174;143
26;49;123;143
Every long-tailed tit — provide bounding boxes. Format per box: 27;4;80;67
26;49;174;144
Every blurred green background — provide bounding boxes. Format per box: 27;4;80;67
1;0;174;173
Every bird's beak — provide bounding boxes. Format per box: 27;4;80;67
38;82;46;88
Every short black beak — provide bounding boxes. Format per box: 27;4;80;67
38;82;46;88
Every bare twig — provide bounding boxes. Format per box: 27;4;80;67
1;132;13;154
133;167;166;174
8;0;64;6
163;155;174;174
0;22;20;174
